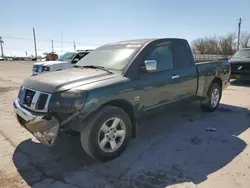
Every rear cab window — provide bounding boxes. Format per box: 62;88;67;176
172;40;194;69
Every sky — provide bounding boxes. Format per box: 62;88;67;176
0;0;250;57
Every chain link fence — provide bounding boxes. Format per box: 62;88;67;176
193;53;232;62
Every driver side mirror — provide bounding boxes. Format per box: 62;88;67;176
72;58;79;64
144;60;157;72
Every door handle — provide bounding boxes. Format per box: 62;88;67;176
172;75;180;79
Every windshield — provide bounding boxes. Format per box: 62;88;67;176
232;49;250;59
75;43;142;71
58;52;76;61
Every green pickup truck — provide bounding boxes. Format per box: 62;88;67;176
13;38;230;161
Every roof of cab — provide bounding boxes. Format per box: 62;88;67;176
76;49;94;52
107;38;186;45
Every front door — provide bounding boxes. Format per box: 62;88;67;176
137;42;182;117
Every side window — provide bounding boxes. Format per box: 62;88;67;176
174;41;193;68
78;53;87;60
147;48;157;60
146;44;174;72
71;54;80;64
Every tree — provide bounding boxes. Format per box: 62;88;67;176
192;33;237;55
192;38;206;54
219;33;236;55
204;36;220;54
43;52;58;61
192;36;220;54
240;31;250;48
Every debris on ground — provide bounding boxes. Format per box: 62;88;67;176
206;127;217;132
191;136;203;145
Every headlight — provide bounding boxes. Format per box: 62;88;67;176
48;90;87;113
43;66;50;71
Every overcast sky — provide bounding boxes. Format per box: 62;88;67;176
1;0;250;57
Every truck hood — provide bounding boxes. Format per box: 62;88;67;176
33;60;66;66
229;58;250;64
22;68;117;93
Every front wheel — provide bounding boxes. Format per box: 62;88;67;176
80;105;132;161
200;83;221;112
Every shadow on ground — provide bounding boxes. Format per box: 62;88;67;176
230;79;250;87
13;103;250;188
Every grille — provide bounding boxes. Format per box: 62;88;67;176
37;94;48;110
231;63;250;74
33;65;42;73
24;89;35;106
18;86;52;112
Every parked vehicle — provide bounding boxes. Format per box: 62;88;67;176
32;50;93;75
229;48;250;80
13;38;230;161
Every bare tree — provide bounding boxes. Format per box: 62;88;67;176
192;38;206;54
192;36;220;54
219;33;236;55
204;36;221;54
240;31;250;48
192;33;238;55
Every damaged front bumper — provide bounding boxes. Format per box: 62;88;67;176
13;100;60;147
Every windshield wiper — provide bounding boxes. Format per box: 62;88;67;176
74;65;113;74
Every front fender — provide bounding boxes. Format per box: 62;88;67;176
65;95;136;132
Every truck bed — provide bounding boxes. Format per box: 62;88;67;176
196;59;230;98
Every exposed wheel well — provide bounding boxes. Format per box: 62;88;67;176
211;77;222;96
102;100;137;138
212;77;222;89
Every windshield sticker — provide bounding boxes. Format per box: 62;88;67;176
126;44;142;48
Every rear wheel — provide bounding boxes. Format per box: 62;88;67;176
200;83;221;112
80;105;132;161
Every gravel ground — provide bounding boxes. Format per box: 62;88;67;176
0;61;250;188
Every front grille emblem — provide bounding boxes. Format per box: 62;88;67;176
237;65;243;70
25;92;32;104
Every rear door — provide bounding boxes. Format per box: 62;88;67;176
171;40;197;100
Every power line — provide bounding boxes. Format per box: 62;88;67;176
1;36;34;41
1;35;99;46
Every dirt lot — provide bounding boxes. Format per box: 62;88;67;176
0;61;250;188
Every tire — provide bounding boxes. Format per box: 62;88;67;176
80;105;132;161
200;82;221;112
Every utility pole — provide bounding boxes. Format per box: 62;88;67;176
237;18;242;50
60;33;63;54
0;37;4;58
33;28;37;59
51;40;54;52
73;41;76;51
